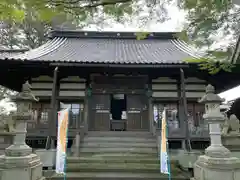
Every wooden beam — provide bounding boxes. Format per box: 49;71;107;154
179;68;192;151
46;67;59;149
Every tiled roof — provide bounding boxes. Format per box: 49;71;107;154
5;30;205;65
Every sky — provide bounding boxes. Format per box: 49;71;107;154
83;2;186;32
219;85;240;103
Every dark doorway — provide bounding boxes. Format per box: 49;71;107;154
110;94;127;131
111;94;126;120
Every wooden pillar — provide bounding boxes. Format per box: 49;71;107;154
178;73;185;136
84;97;89;134
84;81;91;133
148;97;154;135
179;68;191;151
146;80;154;134
46;67;59;149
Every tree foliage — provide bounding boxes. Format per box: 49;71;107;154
180;0;237;47
178;0;240;73
0;0;131;22
0;0;173;27
0;9;80;49
185;52;235;74
0;87;16;115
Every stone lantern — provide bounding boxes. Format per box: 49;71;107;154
5;81;38;157
0;81;45;180
198;84;230;158
191;84;240;180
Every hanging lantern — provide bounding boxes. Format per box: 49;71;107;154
146;89;152;97
87;87;92;97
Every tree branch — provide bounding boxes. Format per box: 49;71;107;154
50;0;132;9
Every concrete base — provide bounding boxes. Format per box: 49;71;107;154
192;155;240;180
177;150;202;169
0;153;45;180
35;149;56;168
71;133;81;156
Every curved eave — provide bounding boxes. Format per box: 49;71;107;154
11;37;66;61
0;36;205;65
48;62;190;68
1;58;191;68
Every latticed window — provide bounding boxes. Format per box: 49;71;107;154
60;102;84;128
187;104;195;133
153;103;179;131
31;102;50;128
187;103;206;135
153;102;205;133
40;111;49;124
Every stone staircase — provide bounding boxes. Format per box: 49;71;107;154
50;131;189;180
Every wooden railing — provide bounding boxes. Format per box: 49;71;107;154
27;108;85;136
154;119;209;138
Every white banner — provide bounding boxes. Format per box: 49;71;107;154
55;108;69;174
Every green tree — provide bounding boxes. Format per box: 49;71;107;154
0;0;173;27
0;10;79;49
178;0;240;73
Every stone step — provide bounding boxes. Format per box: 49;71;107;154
80;147;158;154
76;152;158;158
84;137;156;143
82;142;157;148
87;131;153;137
67;156;159;164
66;162;161;173
49;172;189;180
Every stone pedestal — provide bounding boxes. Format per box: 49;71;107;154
0;153;45;180
0;82;45;180
192;85;240;180
193;155;240;180
222;134;240;151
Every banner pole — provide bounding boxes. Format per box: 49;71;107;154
64;108;69;180
160;107;171;179
165;108;171;180
55;108;69;179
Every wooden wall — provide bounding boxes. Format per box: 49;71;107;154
151;77;206;99
59;76;86;97
31;76;53;97
185;77;206;98
151;77;178;98
30;75;86;98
